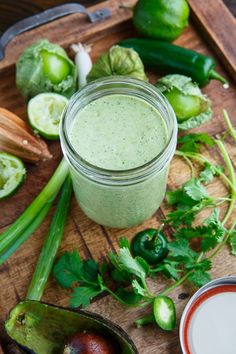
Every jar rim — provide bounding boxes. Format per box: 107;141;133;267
60;76;178;185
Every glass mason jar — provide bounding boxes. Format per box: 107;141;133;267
60;77;177;229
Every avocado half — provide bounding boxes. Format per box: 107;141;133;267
5;300;138;354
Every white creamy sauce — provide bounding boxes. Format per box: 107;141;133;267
188;292;236;354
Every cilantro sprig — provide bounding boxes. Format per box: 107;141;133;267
53;110;236;330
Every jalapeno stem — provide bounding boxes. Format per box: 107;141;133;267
135;314;155;327
209;69;228;85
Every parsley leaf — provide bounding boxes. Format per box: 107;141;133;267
178;133;215;153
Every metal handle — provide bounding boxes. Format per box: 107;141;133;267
0;2;111;60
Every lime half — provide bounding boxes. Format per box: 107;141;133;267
28;93;69;140
0;152;26;199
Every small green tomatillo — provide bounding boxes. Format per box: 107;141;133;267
156;74;212;130
131;228;168;265
40;50;71;84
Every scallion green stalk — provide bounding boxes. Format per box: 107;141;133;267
26;175;72;301
0;201;53;266
0;158;69;255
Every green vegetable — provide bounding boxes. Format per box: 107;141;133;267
135;296;176;330
0;202;53;266
40;49;72;84
118;38;228;86
156;74;212;129
26;176;72;301
133;0;189;41
0;152;26;199
87;45;148;82
178;133;215;153
53;112;236;331
16;39;77;99
5;300;138;354
28;93;69;140
0;159;69;262
165;178;215;227
131;228;168;265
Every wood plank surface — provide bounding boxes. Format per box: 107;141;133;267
189;0;236;82
0;1;236;353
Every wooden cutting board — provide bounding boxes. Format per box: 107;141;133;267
1;0;236;353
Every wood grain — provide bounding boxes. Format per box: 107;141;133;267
189;0;236;82
0;1;236;353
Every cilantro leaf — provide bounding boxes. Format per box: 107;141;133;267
185;258;212;271
70;285;102;308
151;260;182;280
53;250;84;289
167;238;198;262
200;162;223;183
109;251;132;283
132;279;147;297
188;270;211;287
173;210;225;252
165;179;214;227
115;288;143;305
118;247;148;281
184;179;209;201
178;133;215;153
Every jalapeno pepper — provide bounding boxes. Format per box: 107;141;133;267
135;295;176;331
131;228;168;265
118;38;228;87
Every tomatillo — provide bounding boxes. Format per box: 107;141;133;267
156;74;212;130
133;0;190;41
131;228;168;265
40;50;71;84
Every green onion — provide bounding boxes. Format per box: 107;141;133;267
0;201;53;266
0;158;68;256
26;175;72;301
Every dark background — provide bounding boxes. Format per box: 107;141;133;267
0;0;235;34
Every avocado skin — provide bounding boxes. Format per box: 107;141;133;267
5;301;138;354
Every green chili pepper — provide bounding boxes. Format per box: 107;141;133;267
135;296;176;331
131;228;168;265
118;38;228;87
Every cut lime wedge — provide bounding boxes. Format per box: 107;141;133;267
0;152;26;199
27;93;69;140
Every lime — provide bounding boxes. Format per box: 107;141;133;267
133;0;190;42
0;152;26;199
28;93;69;140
